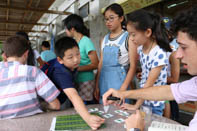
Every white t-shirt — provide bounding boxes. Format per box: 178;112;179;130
138;45;168;106
33;49;40;59
101;31;129;66
33;49;40;65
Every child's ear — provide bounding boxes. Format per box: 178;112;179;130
23;50;29;59
57;57;64;64
119;16;124;23
21;50;29;64
145;28;152;37
71;27;75;33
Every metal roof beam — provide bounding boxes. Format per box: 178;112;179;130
0;21;49;26
0;34;40;37
0;5;72;15
0;29;48;33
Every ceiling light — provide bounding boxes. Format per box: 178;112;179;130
167;0;188;9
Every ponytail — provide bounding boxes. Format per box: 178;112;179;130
127;9;172;52
27;46;36;66
150;13;172;52
121;17;127;30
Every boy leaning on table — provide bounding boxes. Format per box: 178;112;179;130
0;36;60;119
103;7;197;131
41;36;105;130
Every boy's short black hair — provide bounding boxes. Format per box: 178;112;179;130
171;7;197;42
42;41;50;48
3;35;30;57
55;36;79;59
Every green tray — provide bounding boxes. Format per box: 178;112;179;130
55;113;106;130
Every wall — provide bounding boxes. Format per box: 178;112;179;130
37;0;116;54
88;0;115;56
55;0;116;55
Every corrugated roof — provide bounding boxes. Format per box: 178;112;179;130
0;0;70;42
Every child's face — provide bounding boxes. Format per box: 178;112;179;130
58;46;80;71
176;31;197;75
127;22;150;46
104;10;123;31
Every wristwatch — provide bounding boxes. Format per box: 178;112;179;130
129;128;141;131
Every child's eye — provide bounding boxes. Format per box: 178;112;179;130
131;33;135;37
180;46;186;50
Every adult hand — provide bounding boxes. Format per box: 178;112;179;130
102;88;124;106
86;115;105;130
125;110;145;131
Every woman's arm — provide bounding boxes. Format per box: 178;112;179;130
77;51;99;71
94;38;104;101
37;57;45;67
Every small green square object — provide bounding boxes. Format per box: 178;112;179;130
55;113;106;130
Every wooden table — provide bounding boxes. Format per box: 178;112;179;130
0;104;180;131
